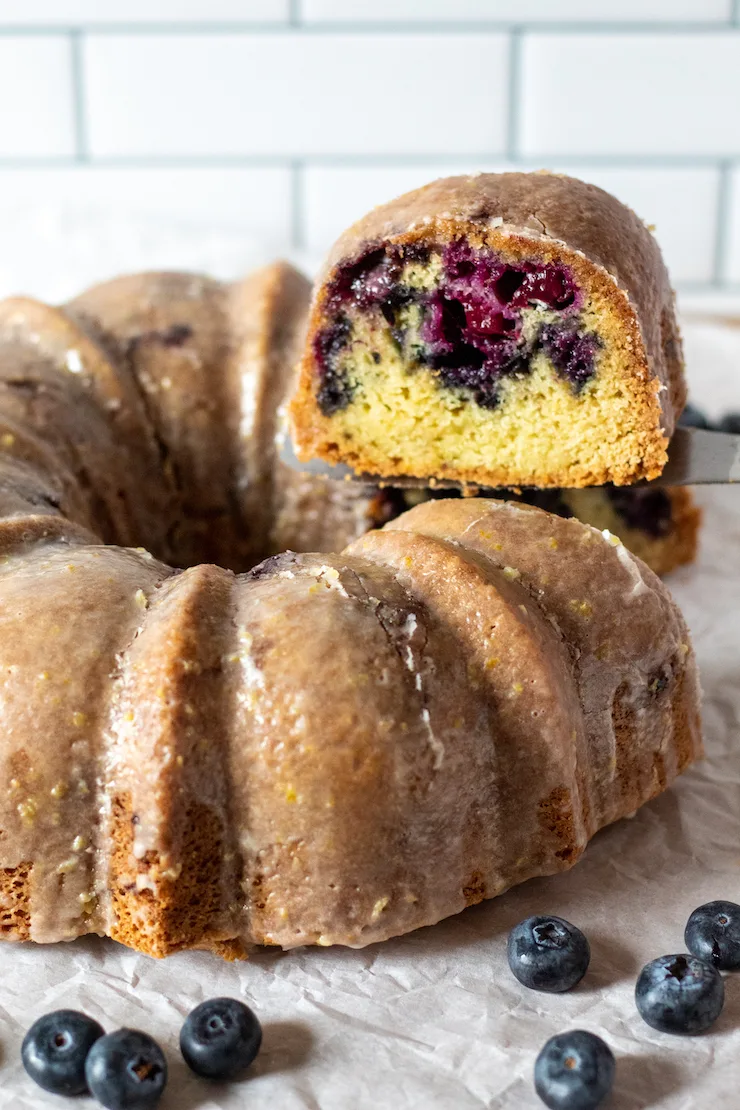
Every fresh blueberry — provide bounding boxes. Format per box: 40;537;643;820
717;412;740;435
507;915;590;992
534;1030;615;1110
85;1029;167;1109
21;1009;104;1096
635;953;724;1034
685;900;740;971
180;997;262;1080
678;403;711;429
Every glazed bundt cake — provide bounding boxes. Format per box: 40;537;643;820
0;261;701;957
290;171;686;488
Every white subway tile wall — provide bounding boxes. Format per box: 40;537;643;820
0;37;75;157
301;1;733;22
83;33;509;157
519;33;740;157
0;167;291;301
0;166;291;233
0;0;737;295
0;1;289;23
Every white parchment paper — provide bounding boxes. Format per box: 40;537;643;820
0;316;738;1110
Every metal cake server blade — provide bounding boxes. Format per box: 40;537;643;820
278;425;740;490
652;426;740;486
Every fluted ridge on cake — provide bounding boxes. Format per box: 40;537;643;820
0;296;177;556
105;563;243;957
385;499;701;826
0;543;170;942
349;529;594;885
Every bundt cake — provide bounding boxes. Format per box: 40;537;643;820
0;262;701;958
290;171;686;489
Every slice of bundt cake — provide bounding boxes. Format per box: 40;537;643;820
290;171;686;488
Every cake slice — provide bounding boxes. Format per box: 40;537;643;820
290;172;686;488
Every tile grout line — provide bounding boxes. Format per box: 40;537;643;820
69;29;89;162
713;161;733;285
505;28;522;162
0;20;736;34
290;160;305;251
0;154;737;170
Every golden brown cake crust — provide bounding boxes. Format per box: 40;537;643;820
290;172;686;488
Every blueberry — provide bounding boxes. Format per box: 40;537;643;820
314;316;354;415
419;240;583;408
678;403;711;429
717;412;740;435
180;997;262;1080
21;1009;104;1096
534;1030;615;1110
538;323;601;390
507;915;590;992
85;1029;167;1109
635;953;724;1035
685;900;740;970
319;238;587;414
605;486;673;539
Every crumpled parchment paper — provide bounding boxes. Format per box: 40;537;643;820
0;315;738;1110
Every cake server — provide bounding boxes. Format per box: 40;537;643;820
278;425;740;489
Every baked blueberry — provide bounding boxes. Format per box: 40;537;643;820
635;953;724;1034
534;1030;615;1110
685;900;740;970
507;915;590;992
605;486;673;539
539;324;601;390
21;1009;104;1096
314;317;354;414
316;236;589;414
85;1029;167;1109
419;242;583;408
180;997;262;1080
